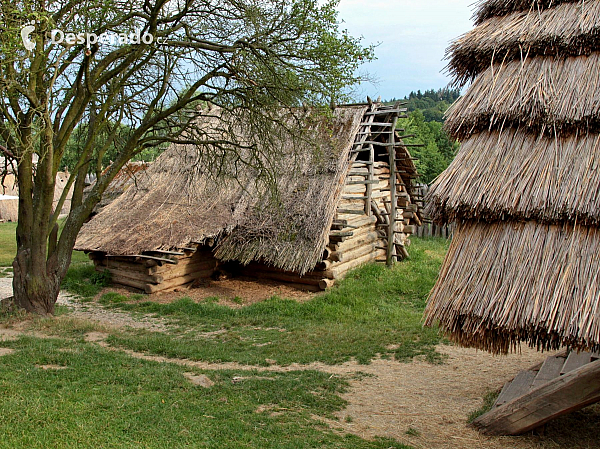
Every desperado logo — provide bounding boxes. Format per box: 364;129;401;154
20;22;36;51
20;21;155;51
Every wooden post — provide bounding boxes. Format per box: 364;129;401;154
365;144;374;216
387;113;399;267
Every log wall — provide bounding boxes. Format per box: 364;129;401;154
88;161;417;293
89;247;219;294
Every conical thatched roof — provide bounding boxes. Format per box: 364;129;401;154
75;106;368;275
424;0;600;354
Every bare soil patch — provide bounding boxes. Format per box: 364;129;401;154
183;372;214;388
36;364;67;370
99;276;316;308
0;347;14;356
327;345;600;449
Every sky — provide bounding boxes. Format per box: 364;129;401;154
336;0;476;101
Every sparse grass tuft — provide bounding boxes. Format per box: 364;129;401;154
61;263;110;298
468;389;500;423
0;222;17;267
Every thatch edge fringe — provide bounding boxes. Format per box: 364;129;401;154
425;129;600;225
447;0;600;84
424;220;600;354
473;0;583;24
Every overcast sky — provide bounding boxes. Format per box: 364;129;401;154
336;0;476;100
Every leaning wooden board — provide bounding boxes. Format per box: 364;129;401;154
473;359;600;435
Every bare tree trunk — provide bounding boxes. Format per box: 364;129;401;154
12;251;60;315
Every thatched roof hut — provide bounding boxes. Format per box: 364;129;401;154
424;0;600;354
76;103;420;293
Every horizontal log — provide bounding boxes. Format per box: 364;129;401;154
329;242;377;265
320;249;386;279
330;229;379;252
242;263;332;280
106;254;178;265
109;274;151;291
95;258;150;273
318;279;335;290
143;250;185;256
145;269;213;294
149;257;217;274
336;209;366;215
315;260;332;271
101;266;163;285
158;262;218;282
240;269;331;285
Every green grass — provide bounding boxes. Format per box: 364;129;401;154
102;238;449;366
0;336;411;449
0;219;90;269
467;389;500;423
0;222;17;267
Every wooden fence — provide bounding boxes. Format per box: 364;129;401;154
413;184;454;239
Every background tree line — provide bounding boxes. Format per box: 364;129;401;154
389;88;461;184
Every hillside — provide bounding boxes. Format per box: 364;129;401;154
388;89;461;184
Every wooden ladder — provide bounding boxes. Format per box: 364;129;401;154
473;350;600;435
344;101;414;265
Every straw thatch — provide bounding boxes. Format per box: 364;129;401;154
473;0;581;24
426;129;600;226
0;195;19;222
445;54;600;138
76;106;367;275
425;0;600;354
448;0;600;85
424;220;600;355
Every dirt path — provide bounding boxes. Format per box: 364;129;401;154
2;279;599;448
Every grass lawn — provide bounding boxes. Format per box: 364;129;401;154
0;335;409;449
0;219;89;268
0;235;449;448
0;221;17;267
95;238;450;366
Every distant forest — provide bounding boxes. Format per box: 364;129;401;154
388;88;461;184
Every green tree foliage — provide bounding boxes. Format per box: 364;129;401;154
0;0;373;314
390;89;461;183
60;123;162;173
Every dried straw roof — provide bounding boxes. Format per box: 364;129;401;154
76;106;367;274
445;54;600;138
425;0;600;353
424;220;600;354
448;0;600;85
426;129;600;226
473;0;581;24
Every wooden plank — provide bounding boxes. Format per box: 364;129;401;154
494;371;536;407
143;250;185;256
532;355;567;389
473;360;600;435
561;351;593;375
387;114;399;266
107;254;178;265
336;209;365;215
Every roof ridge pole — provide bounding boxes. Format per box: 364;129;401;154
386;102;401;266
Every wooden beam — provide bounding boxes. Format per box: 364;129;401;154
473;360;600;435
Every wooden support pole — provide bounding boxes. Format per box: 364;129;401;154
387;111;399;267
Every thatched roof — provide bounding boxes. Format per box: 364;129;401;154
426;129;600;226
448;0;600;85
445;54;600;138
473;0;581;24
75;106;367;274
424;220;600;354
425;0;600;353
